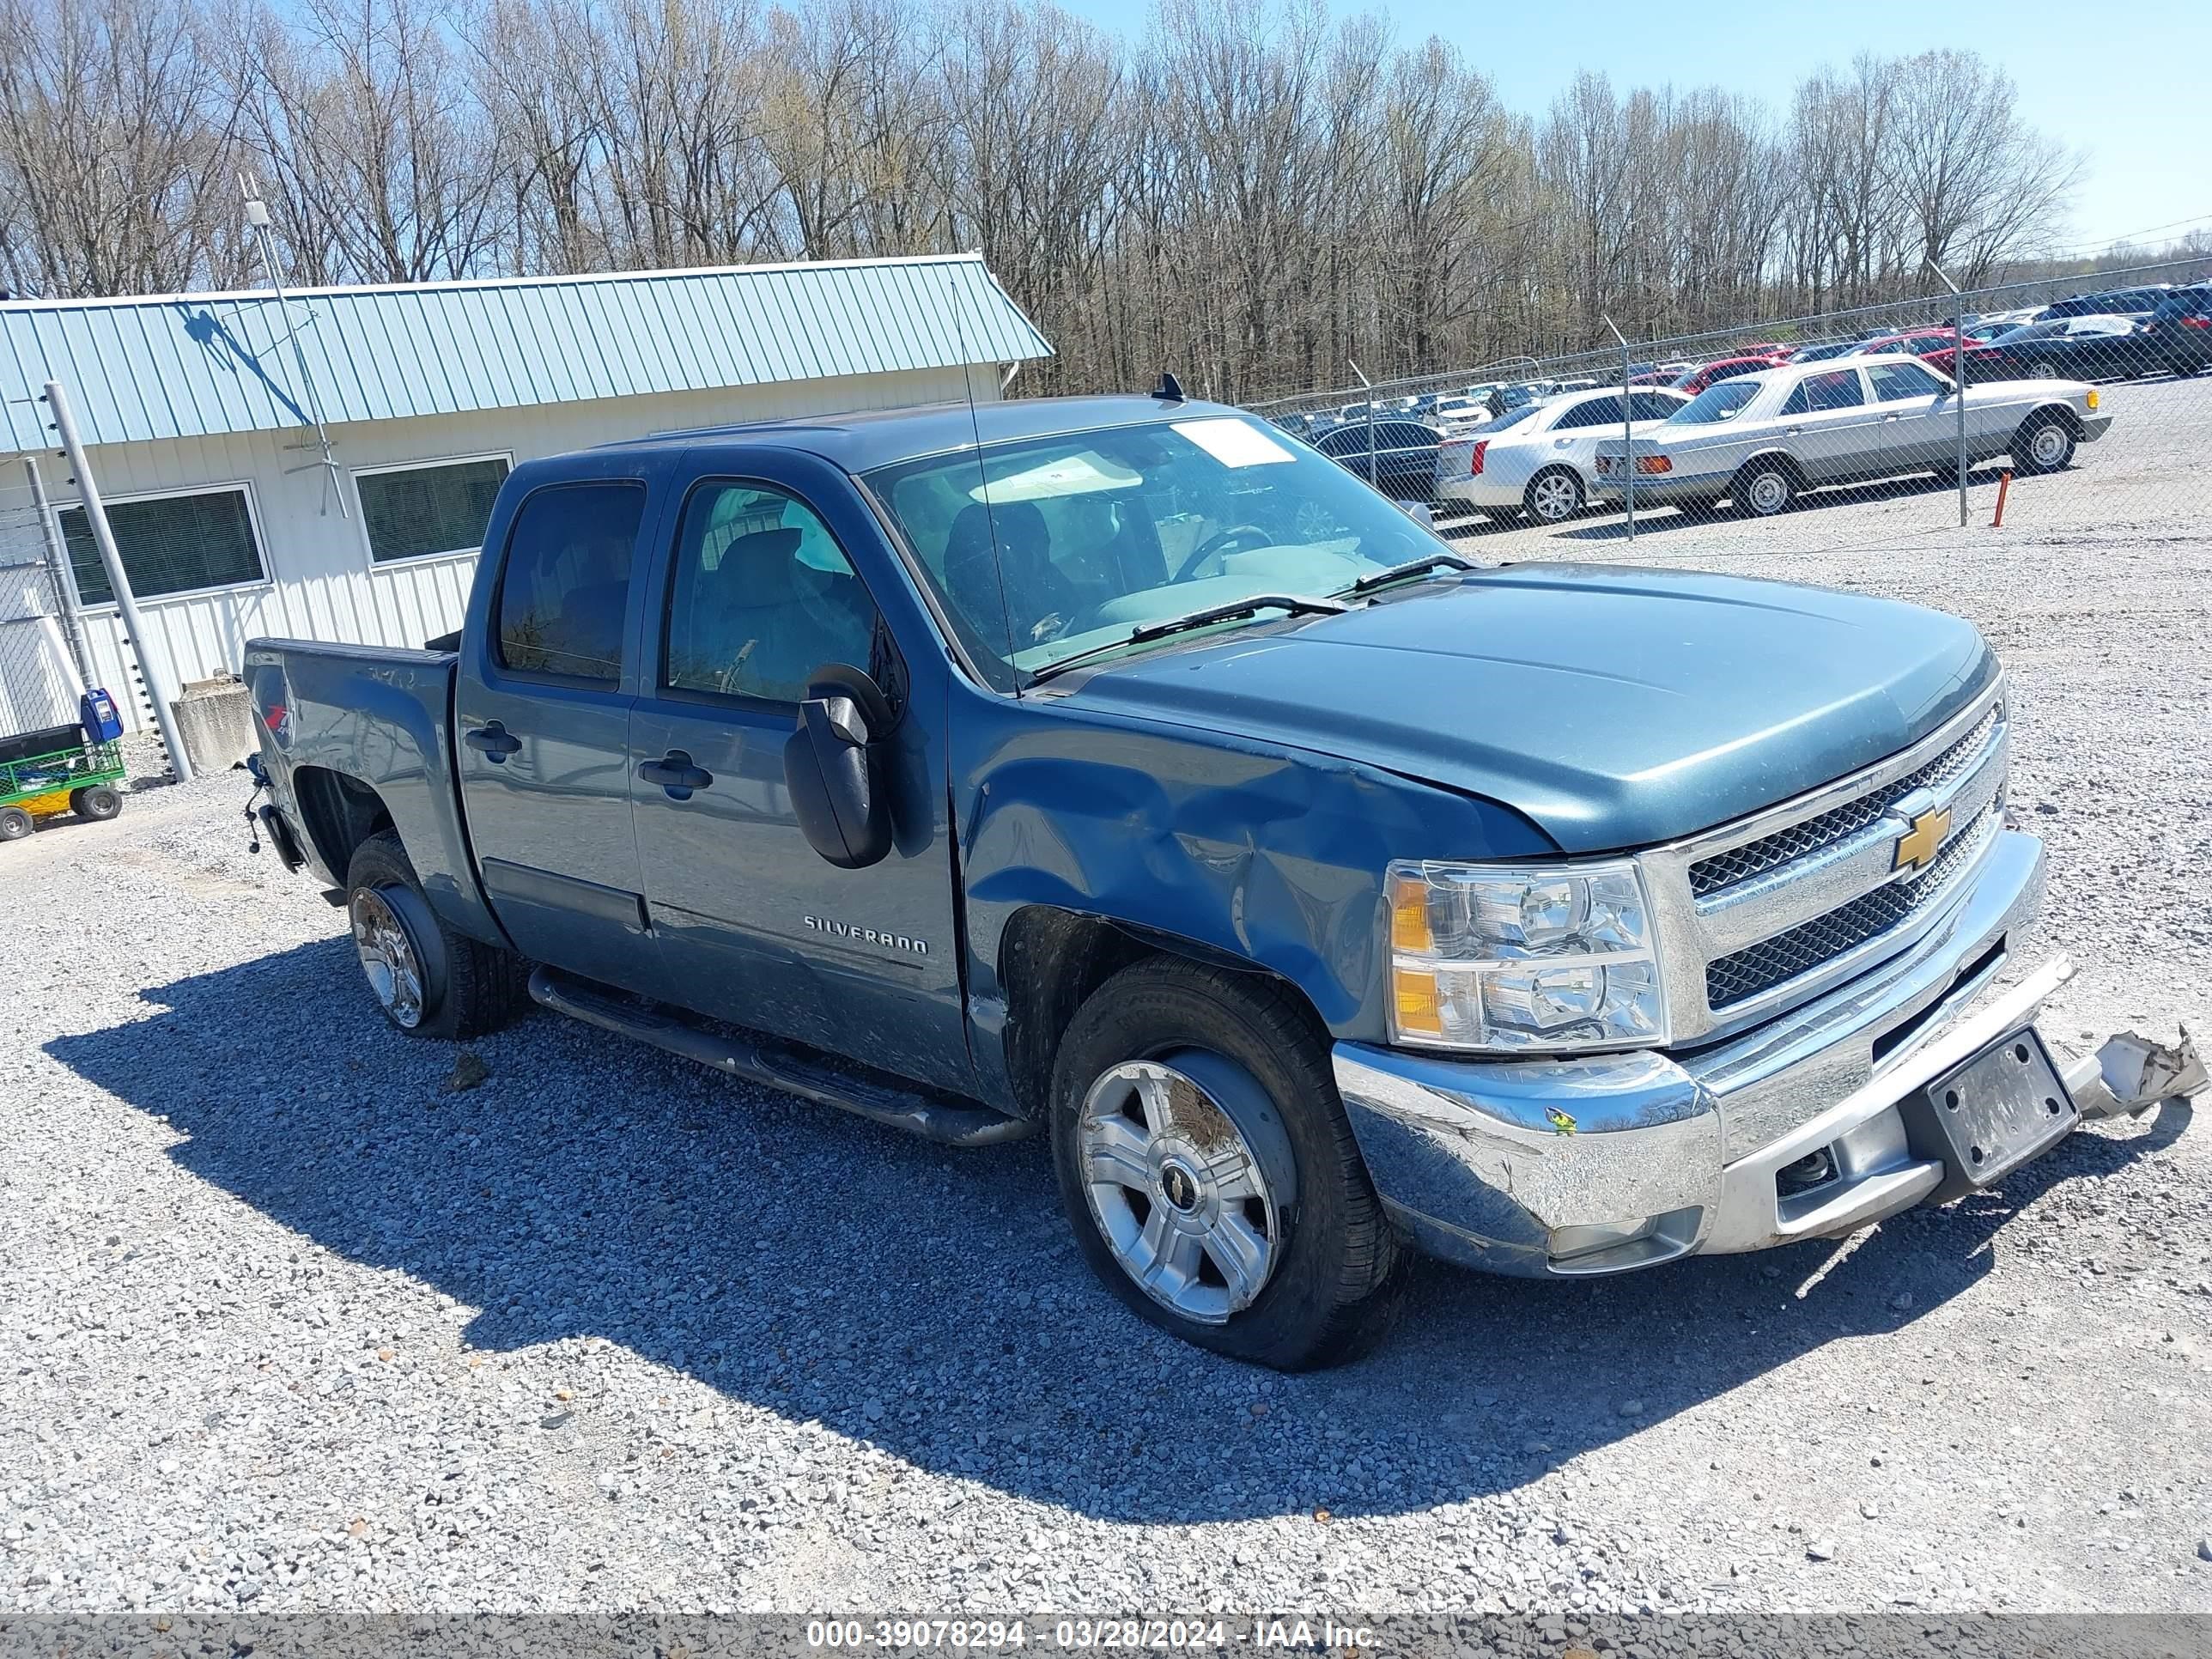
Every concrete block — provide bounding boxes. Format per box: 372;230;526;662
171;676;258;774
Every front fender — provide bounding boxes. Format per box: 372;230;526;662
951;689;1557;1102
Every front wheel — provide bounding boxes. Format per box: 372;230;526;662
344;831;528;1039
2012;413;2075;475
1049;957;1402;1370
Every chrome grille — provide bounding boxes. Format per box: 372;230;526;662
1705;814;1991;1009
1688;707;2000;899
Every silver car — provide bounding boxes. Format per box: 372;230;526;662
1590;355;2112;518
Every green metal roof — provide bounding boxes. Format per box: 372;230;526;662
1;253;1051;452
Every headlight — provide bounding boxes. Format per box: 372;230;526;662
1387;859;1668;1054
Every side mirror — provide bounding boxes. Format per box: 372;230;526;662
783;664;894;869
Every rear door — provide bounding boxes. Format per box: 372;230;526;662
453;467;661;985
1774;368;1878;482
625;456;973;1091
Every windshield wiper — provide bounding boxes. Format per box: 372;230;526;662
1027;593;1351;684
1338;552;1480;597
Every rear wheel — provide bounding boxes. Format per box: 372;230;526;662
2028;362;2062;380
344;830;528;1039
0;806;32;842
1049;957;1402;1370
69;784;122;822
1734;460;1796;517
1523;466;1584;524
2012;412;2075;475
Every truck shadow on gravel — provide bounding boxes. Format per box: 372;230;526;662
49;937;2189;1526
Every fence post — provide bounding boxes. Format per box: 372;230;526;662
44;380;194;782
21;455;93;685
1602;316;1633;542
1926;259;1970;528
1348;360;1376;491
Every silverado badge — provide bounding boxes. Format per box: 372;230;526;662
1893;805;1952;873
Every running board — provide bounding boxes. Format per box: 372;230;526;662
526;967;1033;1148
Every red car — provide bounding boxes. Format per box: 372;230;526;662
1861;327;1966;362
1670;354;1784;395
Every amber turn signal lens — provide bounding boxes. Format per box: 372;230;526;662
1392;965;1443;1036
1634;455;1673;475
1389;873;1434;954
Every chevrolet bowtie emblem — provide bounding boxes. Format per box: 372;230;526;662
1893;805;1953;872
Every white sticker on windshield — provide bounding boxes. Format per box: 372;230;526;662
1171;417;1296;468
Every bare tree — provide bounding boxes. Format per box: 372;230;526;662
0;0;247;296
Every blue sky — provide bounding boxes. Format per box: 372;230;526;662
1054;0;2209;252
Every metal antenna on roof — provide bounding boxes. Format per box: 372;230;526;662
240;172;346;519
945;265;1022;695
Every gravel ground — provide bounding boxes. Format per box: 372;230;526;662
3;380;2209;1621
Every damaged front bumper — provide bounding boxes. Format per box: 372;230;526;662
1334;828;2195;1278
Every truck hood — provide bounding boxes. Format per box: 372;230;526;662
1058;564;1995;854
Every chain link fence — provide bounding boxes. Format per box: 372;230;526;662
1247;254;2212;555
0;464;88;741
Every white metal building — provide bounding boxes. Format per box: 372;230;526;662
0;254;1052;733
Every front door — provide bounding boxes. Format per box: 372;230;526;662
627;468;972;1093
454;476;658;986
1863;359;1951;473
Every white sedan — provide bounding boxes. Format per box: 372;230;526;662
1589;355;2112;518
1434;386;1691;525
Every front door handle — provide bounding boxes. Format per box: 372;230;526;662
639;750;714;799
1882;411;1903;420
465;722;521;762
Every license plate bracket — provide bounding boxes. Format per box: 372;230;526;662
1917;1026;2076;1188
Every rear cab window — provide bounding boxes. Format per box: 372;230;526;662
493;482;647;684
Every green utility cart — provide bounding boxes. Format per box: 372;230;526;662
0;724;126;842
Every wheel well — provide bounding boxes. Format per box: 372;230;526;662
1732;450;1808;491
995;906;1328;1119
291;767;394;882
2020;400;2084;438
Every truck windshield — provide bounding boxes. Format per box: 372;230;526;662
862;415;1455;685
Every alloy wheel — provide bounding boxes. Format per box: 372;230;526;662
1075;1059;1281;1324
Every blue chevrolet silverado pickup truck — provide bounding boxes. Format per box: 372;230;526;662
245;392;2104;1369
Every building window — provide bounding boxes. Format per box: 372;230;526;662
58;487;266;605
356;455;512;565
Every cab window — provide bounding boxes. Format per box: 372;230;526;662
494;482;645;684
662;481;884;704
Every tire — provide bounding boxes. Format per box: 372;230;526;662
343;830;528;1040
1522;466;1584;525
1048;957;1403;1370
70;784;122;822
0;806;31;842
2011;412;2075;476
1733;460;1796;517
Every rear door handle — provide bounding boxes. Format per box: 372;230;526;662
465;722;521;762
639;750;714;799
